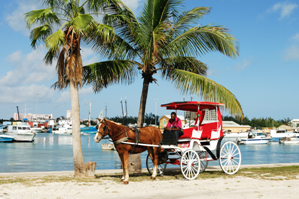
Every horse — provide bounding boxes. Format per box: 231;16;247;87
94;118;162;184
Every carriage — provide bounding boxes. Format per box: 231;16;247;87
146;101;242;180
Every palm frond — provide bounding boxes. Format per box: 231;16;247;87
29;23;53;48
83;60;137;92
45;29;65;49
172;7;210;34
25;7;60;28
71;14;94;31
167;69;243;117
163;25;239;58
159;57;207;77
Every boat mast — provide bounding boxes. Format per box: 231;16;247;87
88;102;91;127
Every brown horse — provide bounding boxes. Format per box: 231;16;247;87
94;118;162;184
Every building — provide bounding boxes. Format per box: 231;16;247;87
290;119;299;128
159;115;186;130
222;121;251;132
277;125;293;131
14;113;53;121
66;110;72;118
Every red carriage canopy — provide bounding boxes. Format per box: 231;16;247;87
161;101;224;112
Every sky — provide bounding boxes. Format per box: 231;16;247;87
0;0;299;120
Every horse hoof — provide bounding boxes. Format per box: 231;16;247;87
151;177;156;180
123;181;129;184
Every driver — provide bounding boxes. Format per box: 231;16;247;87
165;112;184;143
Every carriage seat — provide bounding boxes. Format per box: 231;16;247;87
179;123;218;140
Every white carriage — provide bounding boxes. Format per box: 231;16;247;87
146;101;242;180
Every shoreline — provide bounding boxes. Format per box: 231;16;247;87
1;162;299;177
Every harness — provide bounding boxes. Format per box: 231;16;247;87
97;122;162;153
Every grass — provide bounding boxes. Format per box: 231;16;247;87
0;166;299;186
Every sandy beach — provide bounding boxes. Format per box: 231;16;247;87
1;176;299;199
1;163;299;199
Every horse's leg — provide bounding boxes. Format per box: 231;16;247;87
123;152;130;184
151;147;159;180
119;153;125;181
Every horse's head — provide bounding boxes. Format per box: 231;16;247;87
94;118;109;143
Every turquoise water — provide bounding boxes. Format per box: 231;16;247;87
0;134;299;173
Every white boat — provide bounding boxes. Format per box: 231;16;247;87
0;134;14;142
279;137;299;144
102;143;115;150
237;132;270;145
270;129;299;141
0;125;7;133
31;127;42;133
224;131;248;138
52;127;70;134
5;124;36;142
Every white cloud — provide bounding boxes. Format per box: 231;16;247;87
6;0;143;35
284;45;299;61
234;58;252;71
0;47;56;87
56;91;70;103
0;84;56;103
122;0;143;13
267;2;298;19
5;0;40;35
291;33;299;43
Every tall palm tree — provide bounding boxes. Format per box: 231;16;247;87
25;0;133;177
90;0;243;128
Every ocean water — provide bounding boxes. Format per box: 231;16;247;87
0;134;299;173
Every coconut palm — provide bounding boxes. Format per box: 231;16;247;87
25;0;133;177
90;0;243;128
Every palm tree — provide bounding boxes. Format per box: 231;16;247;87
86;0;243;172
90;0;243;128
25;0;132;177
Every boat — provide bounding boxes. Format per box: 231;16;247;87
102;143;115;150
52;127;70;135
236;132;270;145
270;129;299;142
80;126;97;134
31;127;43;133
0;134;14;142
5;123;36;142
224;131;248;138
279;137;299;144
80;102;97;134
0;125;7;133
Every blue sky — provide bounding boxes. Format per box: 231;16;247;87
0;0;298;120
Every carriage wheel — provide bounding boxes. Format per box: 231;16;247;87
198;151;208;173
146;154;167;176
180;150;200;180
219;141;242;175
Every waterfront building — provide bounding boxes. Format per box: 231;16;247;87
13;113;53;121
222;121;251;133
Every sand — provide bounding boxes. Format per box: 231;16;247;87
0;176;299;199
1;163;299;199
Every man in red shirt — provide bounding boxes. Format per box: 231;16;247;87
164;112;184;144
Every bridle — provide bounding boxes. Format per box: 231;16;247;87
96;121;109;140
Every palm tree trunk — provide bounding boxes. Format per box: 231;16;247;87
70;80;85;177
130;77;150;173
137;77;150;127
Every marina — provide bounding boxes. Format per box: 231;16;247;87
1;133;299;173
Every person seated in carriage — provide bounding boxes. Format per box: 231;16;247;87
163;112;184;145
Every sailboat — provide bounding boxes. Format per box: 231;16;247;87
80;102;97;134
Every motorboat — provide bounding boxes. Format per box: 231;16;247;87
236;132;270;145
52;127;70;135
5;123;36;142
31;127;43;133
0;134;14;142
0;125;7;133
270;129;299;142
279;137;299;144
224;131;248;138
80;126;97;134
102;143;115;150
